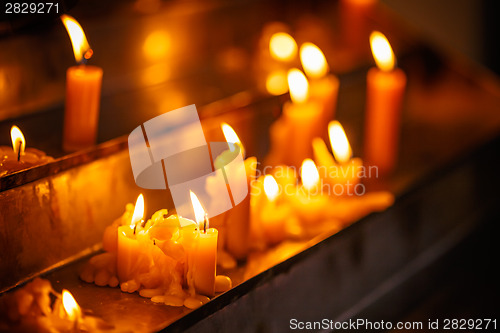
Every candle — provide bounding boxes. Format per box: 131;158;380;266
0;126;53;176
299;43;340;130
365;31;406;175
259;175;293;245
116;194;149;283
190;191;218;297
61;15;103;152
340;0;376;51
268;69;322;168
269;32;298;63
290;159;329;225
210;122;255;261
313;121;363;194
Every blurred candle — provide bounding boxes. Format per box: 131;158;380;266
61;15;103;152
278;69;322;168
313;121;363;191
300;43;340;129
290;159;329;225
269;32;298;62
190;191;218;297
365;31;406;175
259;174;292;244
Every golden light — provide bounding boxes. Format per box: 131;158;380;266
287;68;309;104
10;126;25;157
62;289;81;321
269;32;297;61
299;43;329;79
301;159;320;191
328;121;352;164
369;31;395;72
61;14;92;63
265;70;288;96
189;190;206;225
221;122;245;156
143;30;170;60
263;175;279;202
130;194;145;227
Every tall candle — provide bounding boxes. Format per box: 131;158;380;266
299;43;340;130
190;191;218;297
280;69;322;168
61;15;103;152
365;31;406;175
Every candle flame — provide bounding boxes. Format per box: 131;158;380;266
189;190;206;225
301;159;320;191
10;126;25;156
221;122;245;156
61;14;92;63
369;31;395;72
62;289;81;321
287;68;309;104
131;194;145;227
263;175;279;202
299;43;329;79
269;32;297;61
328;121;352;164
265;70;288;96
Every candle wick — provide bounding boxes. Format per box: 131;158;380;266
203;214;208;234
16;141;22;161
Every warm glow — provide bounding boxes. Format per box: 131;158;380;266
131;194;145;227
328;121;352;164
369;31;395;72
190;190;206;225
143;30;170;60
301;159;320;191
287;68;309;104
62;289;81;321
269;32;297;61
265;70;288;96
10;126;25;156
221;122;245;156
61;14;92;63
263;175;279;202
300;43;329;79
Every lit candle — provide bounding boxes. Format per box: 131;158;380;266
269;32;298;63
61;15;103;152
268;69;322;168
259;175;292;245
62;289;82;329
300;43;340;129
0;125;53;176
365;31;406;175
116;194;149;284
290;159;329;225
190;191;218;297
313;121;363;192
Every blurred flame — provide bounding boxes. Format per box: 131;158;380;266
287;69;309;104
143;30;170;60
265;70;288;96
263;175;279;202
131;194;145;227
300;43;329;79
269;32;297;61
301;159;320;191
328;121;352;164
369;31;395;71
61;15;92;63
190;190;206;225
221;122;245;156
10;126;25;156
62;289;81;321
